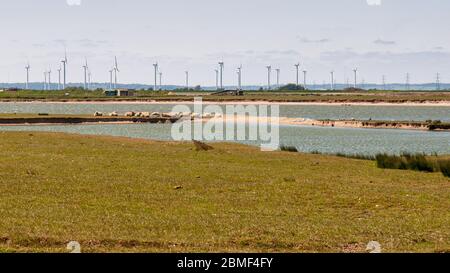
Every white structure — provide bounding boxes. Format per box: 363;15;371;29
275;68;280;88
266;65;272;90
61;52;68;89
57;66;62;90
153;62;159;91
47;68;52;90
330;71;335;90
215;69;219;90
295;63;300;86
303;70;307;89
109;69;114;90
185;71;189;89
406;73;410;90
353;68;358;88
25;62;30;90
43;71;47;90
83;59;88;90
113;56;119;89
218;61;224;90
237;65;242;90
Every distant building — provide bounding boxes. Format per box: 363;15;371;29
104;89;135;97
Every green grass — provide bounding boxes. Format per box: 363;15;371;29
375;153;450;177
0;132;449;253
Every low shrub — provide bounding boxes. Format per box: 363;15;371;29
438;160;450;178
280;145;298;153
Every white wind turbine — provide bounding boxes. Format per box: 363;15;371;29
218;61;224;90
275;68;280;88
83;59;88;90
330;71;335;90
48;68;52;90
113;56;119;89
295;63;300;86
353;68;358;88
266;65;272;90
109;68;114;90
57;65;62;90
25;62;31;90
61;51;68;89
153;62;159;91
215;69;219;90
185;71;189;90
43;71;47;90
237;65;242;90
303;70;307;89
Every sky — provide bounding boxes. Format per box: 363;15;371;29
0;0;449;86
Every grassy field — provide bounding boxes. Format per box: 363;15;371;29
1;89;450;103
0;132;449;253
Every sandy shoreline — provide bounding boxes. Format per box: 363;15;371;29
1;114;448;132
1;100;450;107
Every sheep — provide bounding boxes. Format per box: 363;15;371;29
94;111;103;117
125;112;135;117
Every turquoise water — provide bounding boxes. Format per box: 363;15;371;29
1;102;450;155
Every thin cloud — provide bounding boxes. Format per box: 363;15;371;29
299;37;330;44
374;39;396;45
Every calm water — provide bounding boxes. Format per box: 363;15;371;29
1;102;450;121
1;123;450;156
1;102;450;155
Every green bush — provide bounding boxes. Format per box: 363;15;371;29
376;153;436;172
280;145;298;153
438;160;450;178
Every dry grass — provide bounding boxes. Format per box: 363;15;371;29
2;90;450;103
0;132;449;253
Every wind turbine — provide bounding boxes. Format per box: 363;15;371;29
218;61;224;90
57;65;62;90
303;70;307;90
295;63;300;86
353;68;358;88
382;75;386;90
330;71;335;90
113;56;119;89
48;68;52;90
61;52;68;89
406;73;410;90
275;68;280;88
215;69;219;90
266;65;272;90
43;71;47;90
185;71;189;90
83;59;88;90
109;69;114;90
153;62;159;91
159;71;163;90
237;65;242;90
436;73;441;90
25;62;30;90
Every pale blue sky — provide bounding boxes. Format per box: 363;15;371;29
0;0;449;86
